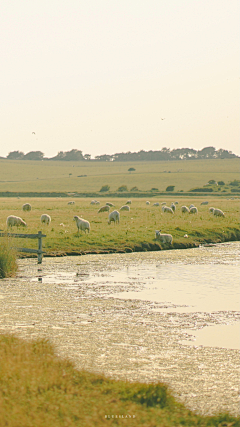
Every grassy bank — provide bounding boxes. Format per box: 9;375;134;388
0;197;239;257
0;334;238;427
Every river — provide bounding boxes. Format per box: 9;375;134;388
0;242;239;416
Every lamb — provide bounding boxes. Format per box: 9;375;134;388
106;202;114;207
162;206;174;214
189;204;195;209
213;208;225;217
126;200;132;205
175;201;179;205
146;201;150;205
161;202;166;205
170;203;176;212
68;201;75;205
22;203;32;212
181;206;190;213
189;207;198;214
120;205;130;211
201;201;209;205
40;214;51;225
73;216;90;233
90;200;97;205
153;202;160;207
7;215;27;228
98;205;110;213
209;207;215;213
108;210;120;225
155;230;173;244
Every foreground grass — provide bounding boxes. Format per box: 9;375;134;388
0;334;238;427
0;197;239;256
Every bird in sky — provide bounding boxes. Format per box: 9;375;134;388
161;118;166;120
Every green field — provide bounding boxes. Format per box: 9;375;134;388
0;158;239;193
0;197;239;256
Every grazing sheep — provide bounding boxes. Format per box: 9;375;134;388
106;202;114;207
184;234;188;238
155;230;173;244
146;201;150;205
98;205;110;213
175;201;179;205
41;214;51;225
153;202;160;207
189;204;195;209
108;210;120;225
209;207;215;213
189;207;198;214
170;203;176;212
120;205;130;211
95;201;100;205
22;203;32;212
68;201;75;205
162;206;174;214
201;201;209;205
7;215;27;228
73;216;90;233
213;208;225;217
90;200;97;205
161;202;167;205
126;200;132;205
181;206;190;213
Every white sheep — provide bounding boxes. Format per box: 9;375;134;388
146;201;150;205
201;201;209;205
98;205;110;213
189;204;195;209
41;214;51;225
155;230;173;244
209;207;215;213
213;208;225;217
170;203;176;212
73;216;90;233
163;206;174;214
161;202;167;205
22;203;32;212
120;205;130;211
68;201;75;205
106;202;114;207
108;210;120;225
189;207;198;214
126;200;132;205
175;201;179;205
95;201;100;205
90;200;97;205
7;215;27;228
181;206;190;213
153;202;160;207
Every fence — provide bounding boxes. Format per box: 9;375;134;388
0;231;46;264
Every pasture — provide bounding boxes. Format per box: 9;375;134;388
0;197;239;256
0;158;239;193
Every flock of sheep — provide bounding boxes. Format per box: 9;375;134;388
5;199;226;246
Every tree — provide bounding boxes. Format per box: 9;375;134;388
100;185;110;192
166;185;175;192
7;151;24;160
24;151;44;160
117;185;128;192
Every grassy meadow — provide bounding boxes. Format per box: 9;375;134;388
0;196;239;256
0;334;238;427
0;158;239;193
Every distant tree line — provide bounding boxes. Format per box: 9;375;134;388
5;146;238;161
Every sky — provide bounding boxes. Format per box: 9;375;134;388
0;0;239;158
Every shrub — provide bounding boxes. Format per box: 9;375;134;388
128;167;136;172
231;188;240;193
99;185;110;192
229;180;240;186
218;181;225;186
151;188;158;191
166;186;175;192
130;186;138;191
189;188;213;192
0;240;18;278
208;179;216;184
117;185;128;192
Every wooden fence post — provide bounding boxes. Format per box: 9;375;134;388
38;231;43;264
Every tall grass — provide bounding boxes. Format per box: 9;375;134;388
0;334;238;427
0;239;18;278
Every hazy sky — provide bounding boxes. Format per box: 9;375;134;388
0;1;239;158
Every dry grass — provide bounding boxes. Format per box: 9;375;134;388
0;334;238;427
0;238;18;278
